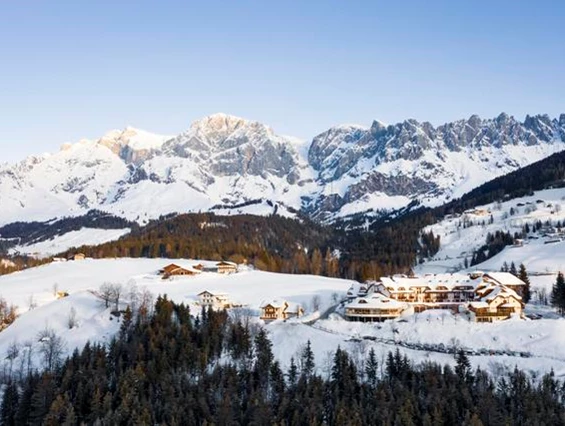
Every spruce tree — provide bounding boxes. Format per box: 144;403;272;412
1;380;19;426
509;261;518;277
518;263;531;303
287;357;298;387
301;340;315;379
455;349;472;383
551;272;565;316
365;348;378;388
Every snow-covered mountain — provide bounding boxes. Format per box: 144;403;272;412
306;113;565;220
1;112;564;226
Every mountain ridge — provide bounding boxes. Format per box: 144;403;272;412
0;112;563;227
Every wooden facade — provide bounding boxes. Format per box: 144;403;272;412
260;300;303;321
216;261;238;274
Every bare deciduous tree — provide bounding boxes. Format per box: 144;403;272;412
99;283;114;308
27;294;37;311
111;283;123;311
37;327;66;372
138;287;154;321
0;296;18;329
20;340;34;378
5;340;19;378
67;306;78;329
310;295;321;312
127;281;139;313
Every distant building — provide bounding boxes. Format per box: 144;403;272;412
260;299;304;322
469;285;523;322
160;263;181;275
198;291;231;310
159;263;201;279
344;272;525;322
56;291;69;299
68;253;85;261
345;293;408;322
216;261;238;274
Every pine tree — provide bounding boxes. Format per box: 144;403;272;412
509;262;518;277
287;357;298;387
551;272;565;316
365;348;378;388
518;263;531;304
1;380;19;426
301;340;315;379
254;329;274;382
455;349;472;383
119;305;133;338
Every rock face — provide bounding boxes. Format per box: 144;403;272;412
0;112;564;226
305;113;565;220
159;114;305;183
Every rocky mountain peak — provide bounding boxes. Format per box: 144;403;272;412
1;112;564;227
188;113;272;142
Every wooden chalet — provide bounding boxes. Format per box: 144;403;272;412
159;263;201;279
260;299;303;322
216;261;238;274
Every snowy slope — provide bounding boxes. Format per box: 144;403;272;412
9;227;131;258
0;258;352;371
1;259;565;380
418;187;565;275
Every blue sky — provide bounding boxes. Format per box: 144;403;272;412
1;0;564;162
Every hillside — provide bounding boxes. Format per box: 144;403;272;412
0;258;565;386
418;187;565;275
54;213;343;277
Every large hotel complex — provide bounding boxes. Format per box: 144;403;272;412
344;272;525;323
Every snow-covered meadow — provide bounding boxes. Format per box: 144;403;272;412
0;258;565;381
0;258;351;372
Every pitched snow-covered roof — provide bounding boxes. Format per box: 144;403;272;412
347;293;407;310
381;274;482;292
477;284;521;302
217;261;237;267
260;299;288;309
469;301;489;309
164;263;202;274
198;290;229;297
484;272;525;287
